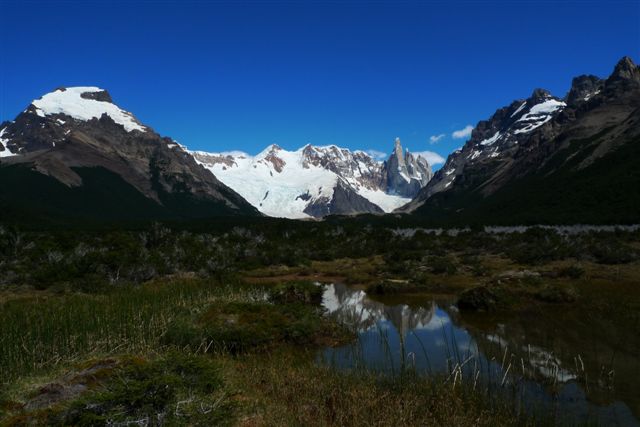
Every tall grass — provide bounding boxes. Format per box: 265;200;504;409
0;278;261;385
227;348;537;427
320;319;616;425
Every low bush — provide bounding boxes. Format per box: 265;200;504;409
3;353;234;426
269;281;322;305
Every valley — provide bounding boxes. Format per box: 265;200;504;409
0;222;639;425
0;7;637;424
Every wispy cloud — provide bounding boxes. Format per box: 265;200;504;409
220;150;250;157
429;133;445;144
365;149;387;160
452;125;474;139
414;150;445;165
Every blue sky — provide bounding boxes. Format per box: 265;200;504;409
1;1;639;169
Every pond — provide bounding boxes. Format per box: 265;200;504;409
319;283;640;426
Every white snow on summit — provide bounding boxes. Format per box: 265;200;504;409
513;99;566;135
510;102;527;118
194;147;338;218
479;131;502;146
31;87;146;133
0;127;16;158
192;145;412;218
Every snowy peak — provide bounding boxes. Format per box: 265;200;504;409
299;144;383;189
512;94;566;135
386;138;432;197
470;89;566;150
610;56;639;82
402;55;640;214
256;143;283;159
0;87;260;218
191;139;433;218
408;89;570;199
0;86;151;157
29;86;146;133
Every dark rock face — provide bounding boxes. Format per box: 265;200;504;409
457;286;500;311
385;138;432;197
401;56;640;223
602;56;640;101
80;89;113;103
401;87;569;206
300;144;387;190
609;56;640;83
303;181;384;217
566;75;604;106
0;87;260;220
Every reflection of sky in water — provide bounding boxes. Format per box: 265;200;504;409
319;283;639;427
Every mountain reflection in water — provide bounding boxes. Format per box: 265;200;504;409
319;283;639;427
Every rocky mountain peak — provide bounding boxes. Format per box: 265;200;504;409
386;138;432;198
392;137;406;164
529;88;552;103
0;87;260;219
192;138;433;218
260;143;282;155
26;86;147;134
603;56;640;99
401;56;640;216
566;75;604;106
611;56;638;81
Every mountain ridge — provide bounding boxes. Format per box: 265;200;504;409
0;87;260;223
400;56;640;224
191;139;433;219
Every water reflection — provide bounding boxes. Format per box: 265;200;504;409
319;283;639;427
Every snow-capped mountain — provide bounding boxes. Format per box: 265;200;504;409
413;88;569;198
191;138;433;218
0;87;259;221
401;56;640;224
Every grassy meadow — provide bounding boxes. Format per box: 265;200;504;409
1;223;639;425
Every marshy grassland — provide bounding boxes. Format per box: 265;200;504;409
1;223;639;425
0;278;533;426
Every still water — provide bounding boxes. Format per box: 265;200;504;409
319;283;639;426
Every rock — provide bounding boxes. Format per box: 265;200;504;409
497;270;541;281
303;180;384;217
80;89;113;103
24;383;87;411
385;138;432;198
457;286;500;311
23;359;118;411
566;75;604;106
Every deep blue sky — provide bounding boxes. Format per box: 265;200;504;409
1;1;639;167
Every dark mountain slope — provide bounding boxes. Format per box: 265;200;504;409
404;56;640;225
0;87;260;224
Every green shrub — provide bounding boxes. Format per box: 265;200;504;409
23;353;233;426
269;281;322;305
428;255;458;275
163;302;326;354
590;241;637;265
556;265;585;279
